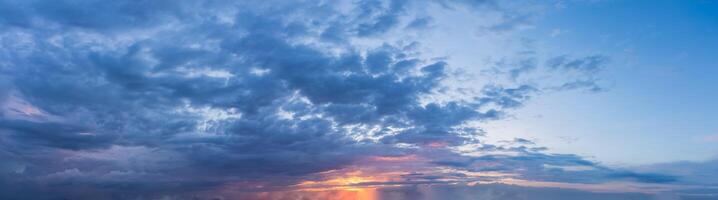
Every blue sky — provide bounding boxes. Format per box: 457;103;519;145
494;0;718;165
0;0;717;200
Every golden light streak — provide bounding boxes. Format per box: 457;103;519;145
369;154;420;162
296;170;391;191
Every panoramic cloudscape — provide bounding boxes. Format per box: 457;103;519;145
1;0;717;199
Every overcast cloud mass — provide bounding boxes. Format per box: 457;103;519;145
1;0;717;200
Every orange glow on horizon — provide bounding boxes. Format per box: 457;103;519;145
293;172;382;200
296;170;390;190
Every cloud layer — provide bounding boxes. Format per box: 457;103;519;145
0;0;714;200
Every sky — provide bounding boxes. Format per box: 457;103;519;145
0;0;717;200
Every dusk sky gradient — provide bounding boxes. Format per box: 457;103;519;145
0;0;717;200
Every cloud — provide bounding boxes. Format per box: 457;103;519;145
489;52;611;93
406;16;433;29
0;0;698;199
0;1;532;198
635;159;718;186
